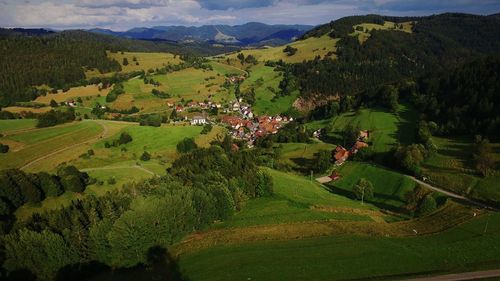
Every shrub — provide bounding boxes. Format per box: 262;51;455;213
0;143;9;153
140;151;151;161
118;132;133;145
61;175;85;193
176;138;198;153
108;177;117;185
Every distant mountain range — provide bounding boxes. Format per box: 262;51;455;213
89;22;313;46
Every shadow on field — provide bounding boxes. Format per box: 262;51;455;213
56;246;186;281
327;186;407;214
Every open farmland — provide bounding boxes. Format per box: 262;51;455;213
240;64;299;115
222;35;338;63
178;211;500;281
34;84;110;104
350;21;414;43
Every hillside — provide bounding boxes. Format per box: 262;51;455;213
90;22;313;46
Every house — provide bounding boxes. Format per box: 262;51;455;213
351;141;369;154
232;102;240;111
191;116;207;125
176;105;184;112
333;146;349;165
187;101;198;108
359;130;370;141
66;99;76;107
329;171;341;181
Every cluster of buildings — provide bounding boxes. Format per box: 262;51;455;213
332;130;370;165
172;100;222;113
221;114;291;146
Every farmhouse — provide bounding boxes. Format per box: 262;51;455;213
191;116;207;125
351;141;369;154
176;105;184;112
333;146;349;165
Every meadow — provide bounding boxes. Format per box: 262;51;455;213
350;21;414;43
423;136;500;203
34;84;110;104
178;211;500;281
222;35;338;63
240;64;299;115
277;141;336;173
213;168;375;229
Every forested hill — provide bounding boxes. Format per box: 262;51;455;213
0;30;238;107
293;13;500;100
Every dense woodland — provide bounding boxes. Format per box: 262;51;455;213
292;13;500;138
0;139;272;280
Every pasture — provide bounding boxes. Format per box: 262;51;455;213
222;35;338;63
350;21;414;43
34;84;110;104
0;121;103;170
178;212;500;281
2;106;52;114
240;64;298;115
423;136;500;203
214;168;374;229
278;141;336;173
107;51;182;74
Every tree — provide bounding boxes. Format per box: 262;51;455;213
283;45;298;56
314;150;332;173
140;151;151;161
380;85;399;112
118;132;133;145
122;57;129;66
37;172;64;197
417;195;437;216
61;175;85;193
255;171;274;197
473;135;495;177
342;124;359;146
49;99;58;107
352;178;374;204
0;143;9;153
176;138;198;153
0;197;12;216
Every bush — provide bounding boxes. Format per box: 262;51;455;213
108;177;117;185
118;132;133;145
0;143;9;153
140;151;151;161
61;175;85;193
283;45;298;56
176;138;198;153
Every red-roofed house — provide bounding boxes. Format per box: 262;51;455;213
333;146;349;165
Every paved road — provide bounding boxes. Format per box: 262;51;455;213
20;120;108;170
405;269;500;281
409;176;499;211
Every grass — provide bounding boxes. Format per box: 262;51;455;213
278;142;336;173
0;121;103;170
350;21;414;44
222;35;338;63
214;168;374;229
0;119;37;133
34;85;110;104
240;64;298;115
423;136;500;202
330;161;416;212
178;212;500;281
2;106;52;114
309;104;417;155
106;51;182;74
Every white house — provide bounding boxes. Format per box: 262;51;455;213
191;116;207;125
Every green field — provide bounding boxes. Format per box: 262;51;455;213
308;104;417;154
423;136;500;202
223;35;338;63
0;119;37;133
240;64;298;115
330;161;416;212
350;21;413;43
278;141;336;173
214;168;374;229
0;121;103;170
179;212;500;281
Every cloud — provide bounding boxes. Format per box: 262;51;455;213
0;0;499;30
197;0;276;10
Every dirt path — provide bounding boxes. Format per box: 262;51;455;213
20;120;109;171
406;269;500;281
81;165;156;176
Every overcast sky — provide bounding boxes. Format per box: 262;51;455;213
1;0;499;30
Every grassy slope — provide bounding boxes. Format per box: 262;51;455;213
423;136;500;202
179;212;500;281
34;85;110;104
223;35;338;63
0;119;37;133
241;64;298;115
215;168;373;229
0;121;103;170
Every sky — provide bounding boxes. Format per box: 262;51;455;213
0;0;499;30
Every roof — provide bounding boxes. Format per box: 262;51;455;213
192;116;205;120
353;141;369;150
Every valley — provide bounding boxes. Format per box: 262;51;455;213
0;12;499;281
